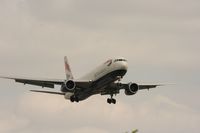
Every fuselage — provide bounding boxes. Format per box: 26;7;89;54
75;58;128;100
80;58;128;81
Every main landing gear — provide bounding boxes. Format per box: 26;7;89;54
70;95;79;103
107;98;116;104
107;94;116;104
106;76;121;104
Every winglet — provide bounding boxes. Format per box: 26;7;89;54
64;56;74;80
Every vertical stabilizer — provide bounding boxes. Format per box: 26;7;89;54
64;56;74;80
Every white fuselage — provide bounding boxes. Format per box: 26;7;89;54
65;58;128;101
79;58;128;81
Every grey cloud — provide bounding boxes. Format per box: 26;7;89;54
23;0;200;32
0;1;200;133
1;93;199;133
0;110;29;133
26;0;200;19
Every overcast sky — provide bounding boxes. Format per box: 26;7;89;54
0;0;200;133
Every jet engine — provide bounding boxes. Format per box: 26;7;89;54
125;83;139;95
61;80;76;92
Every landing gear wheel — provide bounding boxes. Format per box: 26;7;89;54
75;97;79;102
70;96;79;103
112;99;116;104
70;96;75;102
107;98;116;104
107;98;112;104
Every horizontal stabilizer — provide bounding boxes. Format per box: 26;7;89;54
30;90;65;95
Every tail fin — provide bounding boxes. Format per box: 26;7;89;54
64;56;74;80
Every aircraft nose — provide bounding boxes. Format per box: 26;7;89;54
120;61;128;70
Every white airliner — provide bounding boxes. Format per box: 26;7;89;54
0;57;161;104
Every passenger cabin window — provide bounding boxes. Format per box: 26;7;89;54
114;59;127;62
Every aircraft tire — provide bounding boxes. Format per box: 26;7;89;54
112;99;116;104
75;97;79;102
70;96;78;103
107;98;111;104
70;96;74;102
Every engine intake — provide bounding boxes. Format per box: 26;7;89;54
61;80;76;92
125;83;139;95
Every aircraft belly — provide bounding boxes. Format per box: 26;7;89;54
77;69;127;101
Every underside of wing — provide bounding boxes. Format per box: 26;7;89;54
138;84;163;90
0;76;63;88
121;83;163;90
0;76;92;89
100;82;163;96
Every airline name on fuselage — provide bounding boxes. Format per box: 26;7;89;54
94;59;112;78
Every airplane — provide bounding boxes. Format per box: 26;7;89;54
0;56;162;104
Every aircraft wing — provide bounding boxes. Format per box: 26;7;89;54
138;84;162;90
0;76;92;89
118;83;162;90
101;83;162;95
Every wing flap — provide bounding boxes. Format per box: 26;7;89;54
16;79;55;88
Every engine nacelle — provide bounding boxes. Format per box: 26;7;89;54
125;83;139;95
61;80;76;92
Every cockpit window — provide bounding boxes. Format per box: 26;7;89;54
114;59;127;62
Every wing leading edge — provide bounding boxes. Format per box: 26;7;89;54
100;82;162;96
0;76;92;89
139;84;163;90
0;76;63;88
